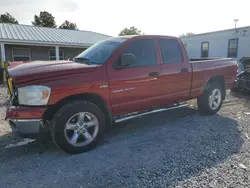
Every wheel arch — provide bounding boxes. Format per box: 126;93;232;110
43;93;112;130
203;75;226;100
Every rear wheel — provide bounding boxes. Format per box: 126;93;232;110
51;101;106;154
197;82;224;114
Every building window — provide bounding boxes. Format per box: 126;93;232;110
228;39;238;58
201;42;209;58
12;48;31;61
49;49;64;60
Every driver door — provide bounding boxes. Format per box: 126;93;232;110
107;39;162;116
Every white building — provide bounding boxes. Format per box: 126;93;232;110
181;26;250;61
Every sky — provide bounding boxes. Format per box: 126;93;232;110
0;0;249;37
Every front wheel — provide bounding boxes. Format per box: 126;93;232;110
51;101;106;154
197;82;224;115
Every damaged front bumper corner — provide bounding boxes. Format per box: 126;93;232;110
6;105;47;138
6;118;41;136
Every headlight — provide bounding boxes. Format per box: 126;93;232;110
18;86;51;106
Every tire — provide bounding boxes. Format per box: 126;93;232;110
197;82;224;115
51;100;106;154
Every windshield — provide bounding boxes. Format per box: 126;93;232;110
74;38;127;65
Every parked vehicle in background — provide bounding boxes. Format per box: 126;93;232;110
5;35;238;154
8;61;26;69
237;60;244;74
232;57;250;92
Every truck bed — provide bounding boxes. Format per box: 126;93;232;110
189;58;233;63
189;58;238;98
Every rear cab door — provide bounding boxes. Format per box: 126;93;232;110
156;37;192;103
106;37;162;116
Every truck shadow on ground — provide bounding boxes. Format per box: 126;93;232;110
0;107;244;187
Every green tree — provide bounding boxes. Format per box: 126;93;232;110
179;32;195;37
59;20;78;30
0;12;18;24
32;11;56;28
119;26;143;36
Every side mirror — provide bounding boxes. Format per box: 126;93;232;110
120;53;136;67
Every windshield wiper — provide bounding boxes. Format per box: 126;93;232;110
73;57;90;64
73;57;102;65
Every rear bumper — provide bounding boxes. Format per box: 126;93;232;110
6;106;47;137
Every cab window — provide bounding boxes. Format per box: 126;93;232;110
158;39;183;64
123;39;157;67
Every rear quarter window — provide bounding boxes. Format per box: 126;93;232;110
158;39;183;64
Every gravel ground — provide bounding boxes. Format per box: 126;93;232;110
0;84;12;146
0;85;250;188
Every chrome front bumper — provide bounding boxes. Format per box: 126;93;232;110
7;118;41;136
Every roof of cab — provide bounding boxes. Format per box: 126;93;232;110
113;35;178;40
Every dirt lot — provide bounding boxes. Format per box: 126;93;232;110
0;85;250;188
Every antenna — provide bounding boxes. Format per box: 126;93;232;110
234;19;239;32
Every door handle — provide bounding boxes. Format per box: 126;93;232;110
180;68;189;72
148;72;160;76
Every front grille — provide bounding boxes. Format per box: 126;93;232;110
6;69;11;95
12;83;18;106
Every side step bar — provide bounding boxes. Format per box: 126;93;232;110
114;104;188;123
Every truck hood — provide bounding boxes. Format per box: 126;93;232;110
8;60;99;84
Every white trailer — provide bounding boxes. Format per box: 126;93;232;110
181;26;250;61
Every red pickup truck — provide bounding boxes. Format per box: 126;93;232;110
6;35;237;154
